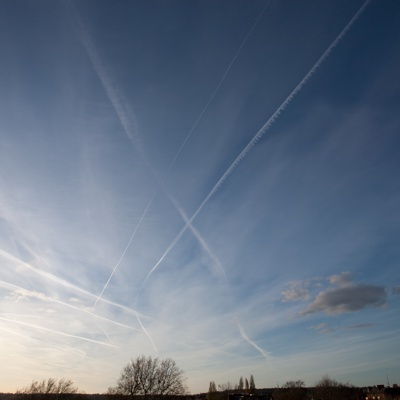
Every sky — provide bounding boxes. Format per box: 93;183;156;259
0;0;400;394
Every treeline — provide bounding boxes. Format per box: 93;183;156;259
3;356;398;400
207;375;366;400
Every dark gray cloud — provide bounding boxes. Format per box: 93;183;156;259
301;284;387;315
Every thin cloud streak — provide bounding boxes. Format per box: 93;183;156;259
66;1;144;156
0;280;138;332
0;249;148;322
0;316;118;348
137;0;371;293
236;320;269;360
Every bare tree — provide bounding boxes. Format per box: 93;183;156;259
314;375;356;400
274;380;306;400
108;355;188;398
238;377;244;391
218;382;233;392
16;378;79;400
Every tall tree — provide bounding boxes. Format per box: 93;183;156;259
245;378;249;392
249;375;256;394
207;381;218;400
238;377;244;391
108;355;188;397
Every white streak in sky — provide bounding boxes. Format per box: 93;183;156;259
167;195;228;284
66;1;144;157
94;0;272;307
0;249;147;322
169;197;270;358
0;279;138;331
236;320;269;360
168;0;272;169
0;316;118;348
138;0;371;290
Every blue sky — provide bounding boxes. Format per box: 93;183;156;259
1;0;399;394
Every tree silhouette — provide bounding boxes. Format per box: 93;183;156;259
108;355;188;397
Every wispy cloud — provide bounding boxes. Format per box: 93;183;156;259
236;320;270;360
282;281;312;302
0;315;118;348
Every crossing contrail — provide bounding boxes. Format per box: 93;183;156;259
0;249;148;322
93;0;272;307
138;0;371;291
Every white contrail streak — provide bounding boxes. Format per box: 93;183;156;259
167;198;270;358
168;0;272;169
236;320;269;360
0;249;148;321
94;0;272;307
66;2;144;156
0;315;118;348
0;279;138;331
138;0;371;290
167;195;228;284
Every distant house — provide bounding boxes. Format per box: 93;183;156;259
365;386;400;400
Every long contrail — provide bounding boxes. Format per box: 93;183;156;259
0;279;138;331
139;0;371;290
0;249;148;321
66;1;144;157
93;0;272;307
0;315;118;348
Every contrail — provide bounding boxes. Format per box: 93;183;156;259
0;279;138;331
172;200;270;359
0;249;148;322
138;0;371;290
168;0;272;169
93;0;272;307
166;195;228;284
236;320;269;360
0;315;118;348
66;1;144;157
